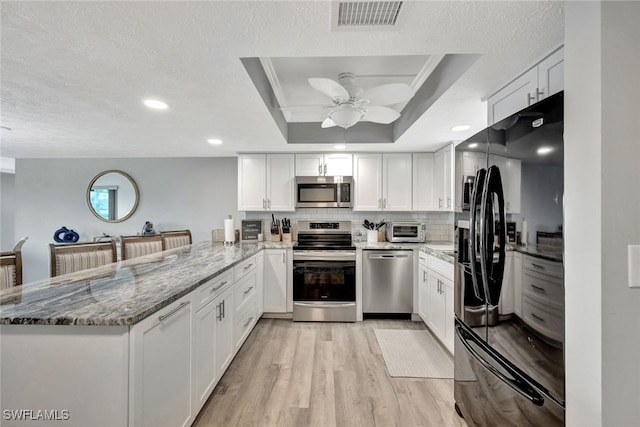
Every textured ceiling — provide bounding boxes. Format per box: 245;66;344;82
0;1;564;158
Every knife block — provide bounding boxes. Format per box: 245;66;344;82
282;233;291;242
270;232;281;242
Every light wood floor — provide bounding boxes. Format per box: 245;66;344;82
193;319;467;427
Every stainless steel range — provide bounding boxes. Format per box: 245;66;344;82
292;221;356;322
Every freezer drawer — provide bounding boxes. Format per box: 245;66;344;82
362;250;413;313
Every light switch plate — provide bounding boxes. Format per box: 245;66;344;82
629;245;640;288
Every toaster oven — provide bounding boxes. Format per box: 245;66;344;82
385;222;427;243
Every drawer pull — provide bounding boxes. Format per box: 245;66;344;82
244;316;254;328
243;286;254;295
244;263;254;271
212;280;228;292
530;263;546;270
530;284;546;293
531;313;545;323
158;301;189;322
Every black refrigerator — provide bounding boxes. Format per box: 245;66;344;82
453;92;565;426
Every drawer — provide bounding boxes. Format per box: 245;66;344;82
427;255;454;281
234;272;257;312
195;271;232;311
523;255;563;279
234;255;257;282
418;251;428;267
522;270;563;311
522;295;563;343
233;298;257;351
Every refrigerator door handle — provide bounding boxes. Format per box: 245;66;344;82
455;322;545;406
469;168;486;301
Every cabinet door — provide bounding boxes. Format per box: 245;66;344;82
513;252;523;317
418;264;429;323
499;252;515;315
238;155;266;211
488;67;538;125
413;153;434;211
255;251;265;317
214;289;234;379
295;154;323;176
443;279;455;354
443;144;454;211
433;149;444;210
383;153;412;211
324;153;353;176
266;154;295;211
537;47;564;101
353;153;383;211
264;249;287;313
194;301;216;412
130;297;192;427
427;270;446;337
506;158;521;213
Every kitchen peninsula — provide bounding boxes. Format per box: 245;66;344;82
0;241;286;427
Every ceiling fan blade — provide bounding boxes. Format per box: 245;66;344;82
362;106;401;124
359;83;414;106
321;117;337;128
308;78;350;102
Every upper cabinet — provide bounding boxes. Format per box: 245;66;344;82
238;154;295;211
353;153;412;211
412;153;434;211
489;155;521;214
488;47;564;125
295;153;353;177
433;143;455;211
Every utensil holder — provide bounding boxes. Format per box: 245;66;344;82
378;230;385;242
367;230;378;243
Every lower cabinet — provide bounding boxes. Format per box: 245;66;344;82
418;252;454;354
130;296;193;427
264;249;288;313
213;287;235;381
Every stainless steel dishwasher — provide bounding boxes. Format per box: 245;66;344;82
362;250;413;314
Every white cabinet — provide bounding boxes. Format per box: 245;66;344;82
213;287;234;381
130;296;193;427
295;153;353;176
264;249;287;313
194;299;217;412
462;151;487;177
412;153;434;211
353;153;412;211
513;252;523;317
418;252;454;354
255;251;264;317
433;144;455;211
499;252;515;316
521;255;563;342
488;47;564;125
238;154;295;211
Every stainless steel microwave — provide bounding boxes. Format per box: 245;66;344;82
385;222;427;243
295;176;353;208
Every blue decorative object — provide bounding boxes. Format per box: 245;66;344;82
141;221;156;235
54;226;80;243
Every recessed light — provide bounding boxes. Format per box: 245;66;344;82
334;144;347;150
207;139;223;145
450;124;470;132
143;99;169;110
537;146;553;155
468;143;478;148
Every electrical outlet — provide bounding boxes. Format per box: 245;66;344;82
629;245;640;288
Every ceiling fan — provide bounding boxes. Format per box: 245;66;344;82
306;73;415;129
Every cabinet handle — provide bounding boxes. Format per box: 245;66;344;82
323;163;327;175
262;199;266;209
243;286;254;295
383;198;387;208
530;284;546;293
268;199;271;209
244;263;254;271
527;92;536;105
536;88;544;101
216;303;222;321
531;313;545;323
158;301;189;322
439;198;443;208
244;316;254;328
447;197;451;208
212;280;228;292
530;263;546;271
283;253;285;263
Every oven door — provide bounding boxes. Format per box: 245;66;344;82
292;252;356;321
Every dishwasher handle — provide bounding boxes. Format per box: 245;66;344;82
367;254;409;259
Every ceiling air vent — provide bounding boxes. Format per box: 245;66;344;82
337;1;403;27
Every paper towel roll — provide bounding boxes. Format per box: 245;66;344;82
224;218;235;242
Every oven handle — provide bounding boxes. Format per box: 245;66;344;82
293;252;356;261
294;302;356;308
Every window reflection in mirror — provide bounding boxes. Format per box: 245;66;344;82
87;170;139;223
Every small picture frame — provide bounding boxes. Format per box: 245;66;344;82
241;220;262;243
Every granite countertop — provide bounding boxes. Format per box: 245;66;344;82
513;244;563;262
356;241;455;264
0;241;286;326
356;241;426;250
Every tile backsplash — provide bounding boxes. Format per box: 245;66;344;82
244;209;454;242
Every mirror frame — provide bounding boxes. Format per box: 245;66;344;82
86;170;140;223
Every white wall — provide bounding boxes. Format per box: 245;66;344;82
565;2;640;426
1;172;16;251
15;158;240;283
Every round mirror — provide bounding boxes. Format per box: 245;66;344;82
87;170;139;222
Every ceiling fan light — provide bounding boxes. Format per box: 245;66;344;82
328;105;363;129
